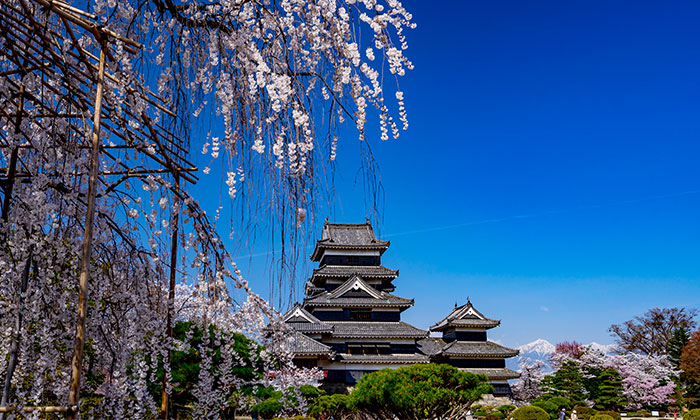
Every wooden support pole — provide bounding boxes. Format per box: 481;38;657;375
0;405;76;413
160;175;180;420
66;46;106;420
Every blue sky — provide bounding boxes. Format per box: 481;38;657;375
205;0;700;348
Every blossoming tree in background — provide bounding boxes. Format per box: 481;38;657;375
527;343;678;410
0;0;415;418
512;358;546;402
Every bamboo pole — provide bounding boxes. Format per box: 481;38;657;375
160;175;180;420
0;405;75;413
66;46;106;420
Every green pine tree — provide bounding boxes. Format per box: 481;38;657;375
541;361;587;402
668;326;691;368
594;368;627;410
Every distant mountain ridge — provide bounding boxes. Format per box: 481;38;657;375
508;339;617;372
517;339;616;356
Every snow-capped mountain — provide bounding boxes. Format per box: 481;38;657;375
507;339;617;372
588;342;617;354
517;338;555;356
517;339;616;357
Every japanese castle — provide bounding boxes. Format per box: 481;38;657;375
282;220;519;396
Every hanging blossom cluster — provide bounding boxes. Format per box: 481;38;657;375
0;0;411;417
100;0;416;236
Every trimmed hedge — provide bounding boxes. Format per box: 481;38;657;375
573;406;597;420
512;406;550;420
272;417;315;420
499;405;517;415
548;397;572;410
685;409;700;420
590;415;615;420
532;401;558;414
597;411;621;420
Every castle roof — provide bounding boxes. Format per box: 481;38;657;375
441;340;519;358
329;321;428;339
303;276;413;308
311;264;398;280
284;331;334;357
283;304;334;334
417;337;519;358
336;353;430;364
464;367;520;380
430;299;501;331
416;337;446;356
310;221;389;261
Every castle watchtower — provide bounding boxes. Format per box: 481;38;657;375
422;299;520;397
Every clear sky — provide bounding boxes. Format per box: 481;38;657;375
209;0;700;348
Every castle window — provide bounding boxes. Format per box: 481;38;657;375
350;309;371;320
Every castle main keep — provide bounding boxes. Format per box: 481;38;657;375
283;220;519;396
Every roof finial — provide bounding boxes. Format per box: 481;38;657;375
365;216;370;224
467;296;471;306
454;301;457;308
325;216;329;223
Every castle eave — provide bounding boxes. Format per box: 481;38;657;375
461;367;520;380
336;354;430;364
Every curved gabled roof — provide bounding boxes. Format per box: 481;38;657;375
283;304;334;334
285;331;334;357
283;304;323;324
303;276;413;308
430;299;500;331
311;220;390;261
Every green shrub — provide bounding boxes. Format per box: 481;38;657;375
272;417;315;420
549;397;572;410
573;406;598;420
475;411;489;417
532;401;558;414
252;398;284;419
499;405;517;415
472;405;483;411
638;411;651;417
298;384;324;400
512;406;550;420
590;415;615;420
597;411;621;420
308;394;351;419
686;409;700;420
492;412;506;419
